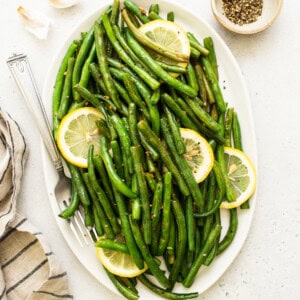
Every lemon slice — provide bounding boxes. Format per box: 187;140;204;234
180;128;214;183
220;147;256;209
96;236;148;278
56;107;103;168
139;19;190;73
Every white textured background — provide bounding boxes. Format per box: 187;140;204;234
1;0;300;299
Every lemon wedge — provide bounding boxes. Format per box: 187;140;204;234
95;235;148;278
220;147;256;209
56;107;103;168
180;128;214;183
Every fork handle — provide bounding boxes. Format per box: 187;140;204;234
7;53;63;171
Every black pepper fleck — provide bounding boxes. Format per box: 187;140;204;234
222;0;263;26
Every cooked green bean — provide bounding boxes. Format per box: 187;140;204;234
78;42;96;90
99;136;136;198
187;32;209;56
131;146;151;245
111;113;133;174
224;107;234;147
110;0;120;25
201;56;226;113
204;36;219;79
168;193;187;288
57;57;75;120
94;21;122;110
183;224;222;288
72;26;95;102
52;42;78;136
138;274;198;299
157;172;172;255
193;161;225;218
164;106;186;154
185;196;195;252
131;174;141;220
186;63;199;94
124;0;150;23
167;11;175;22
217;208;238;255
95;239;129;254
232;111;243;151
104;268;139;300
186;98;221;133
59;179;80;219
68;163;90;206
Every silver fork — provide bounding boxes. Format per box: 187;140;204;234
7;53;95;246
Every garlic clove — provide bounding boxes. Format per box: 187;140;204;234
17;6;51;40
48;0;80;9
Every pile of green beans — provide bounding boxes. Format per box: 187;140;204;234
52;0;250;299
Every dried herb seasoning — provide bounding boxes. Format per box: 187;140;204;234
222;0;263;26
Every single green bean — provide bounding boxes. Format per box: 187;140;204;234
52;42;78;136
217;208;238;254
186;63;199;94
193;161;225;218
168;193;187;288
164;106;186;155
224;108;234;147
232;111;243;151
59;179;80;219
104;268;139;300
157;172;172;255
99;136;136;198
167;11;175;22
201;56;226;113
194;63;207;106
124;0;150;23
57;57;75;120
72;26;95;102
68;163;90;206
185;196;195;252
94;21;122;110
131;146;151;245
78;42;96;91
203;36;219;79
138;274;198;299
186;98;221;133
95;239;129;254
183;224;222;288
187;32;209;56
110;0;120;25
111;113;133;174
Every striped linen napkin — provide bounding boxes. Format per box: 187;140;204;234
0;110;73;299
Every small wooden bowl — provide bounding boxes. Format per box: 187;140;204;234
211;0;283;34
